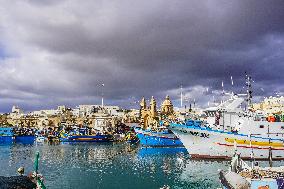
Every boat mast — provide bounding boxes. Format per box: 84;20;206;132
245;74;252;111
101;83;104;107
180;85;183;108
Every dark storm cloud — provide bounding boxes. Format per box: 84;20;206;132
0;0;284;112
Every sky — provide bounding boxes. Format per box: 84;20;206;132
0;0;284;112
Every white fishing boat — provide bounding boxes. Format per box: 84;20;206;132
169;76;284;160
170;122;284;160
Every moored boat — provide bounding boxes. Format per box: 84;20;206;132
59;126;113;142
170;76;284;160
136;96;184;147
0;127;14;143
170;123;284;160
13;127;36;144
15;135;36;144
125;131;139;144
219;152;284;189
60;134;113;142
135;127;183;147
0;127;36;144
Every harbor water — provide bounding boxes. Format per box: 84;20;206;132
0;142;228;189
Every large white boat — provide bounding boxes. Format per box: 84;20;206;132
170;92;284;160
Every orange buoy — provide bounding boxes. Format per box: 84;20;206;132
267;116;276;122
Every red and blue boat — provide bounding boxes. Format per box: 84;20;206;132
60;127;113;142
60;134;113;142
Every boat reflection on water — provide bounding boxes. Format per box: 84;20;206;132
137;146;187;158
179;159;228;189
136;146;226;189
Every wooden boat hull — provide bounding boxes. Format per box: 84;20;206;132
60;135;113;142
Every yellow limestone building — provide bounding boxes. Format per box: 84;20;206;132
160;95;175;118
139;95;175;129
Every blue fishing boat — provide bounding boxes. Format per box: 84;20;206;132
15;135;36;144
13;127;36;144
0;127;14;143
134;127;183;147
134;119;202;147
0;127;35;144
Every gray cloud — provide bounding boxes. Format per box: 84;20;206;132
0;0;284;112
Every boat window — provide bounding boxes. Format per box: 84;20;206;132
281;126;284;129
259;125;264;128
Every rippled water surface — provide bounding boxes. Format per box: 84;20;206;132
0;142;229;189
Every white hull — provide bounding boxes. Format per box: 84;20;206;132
170;124;284;160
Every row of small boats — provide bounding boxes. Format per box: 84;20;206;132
0;126;138;144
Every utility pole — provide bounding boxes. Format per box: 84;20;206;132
101;83;104;107
180;85;183;108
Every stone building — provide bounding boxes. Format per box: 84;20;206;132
252;96;284;115
139;96;159;130
160;95;174;117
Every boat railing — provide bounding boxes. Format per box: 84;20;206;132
266;132;284;139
